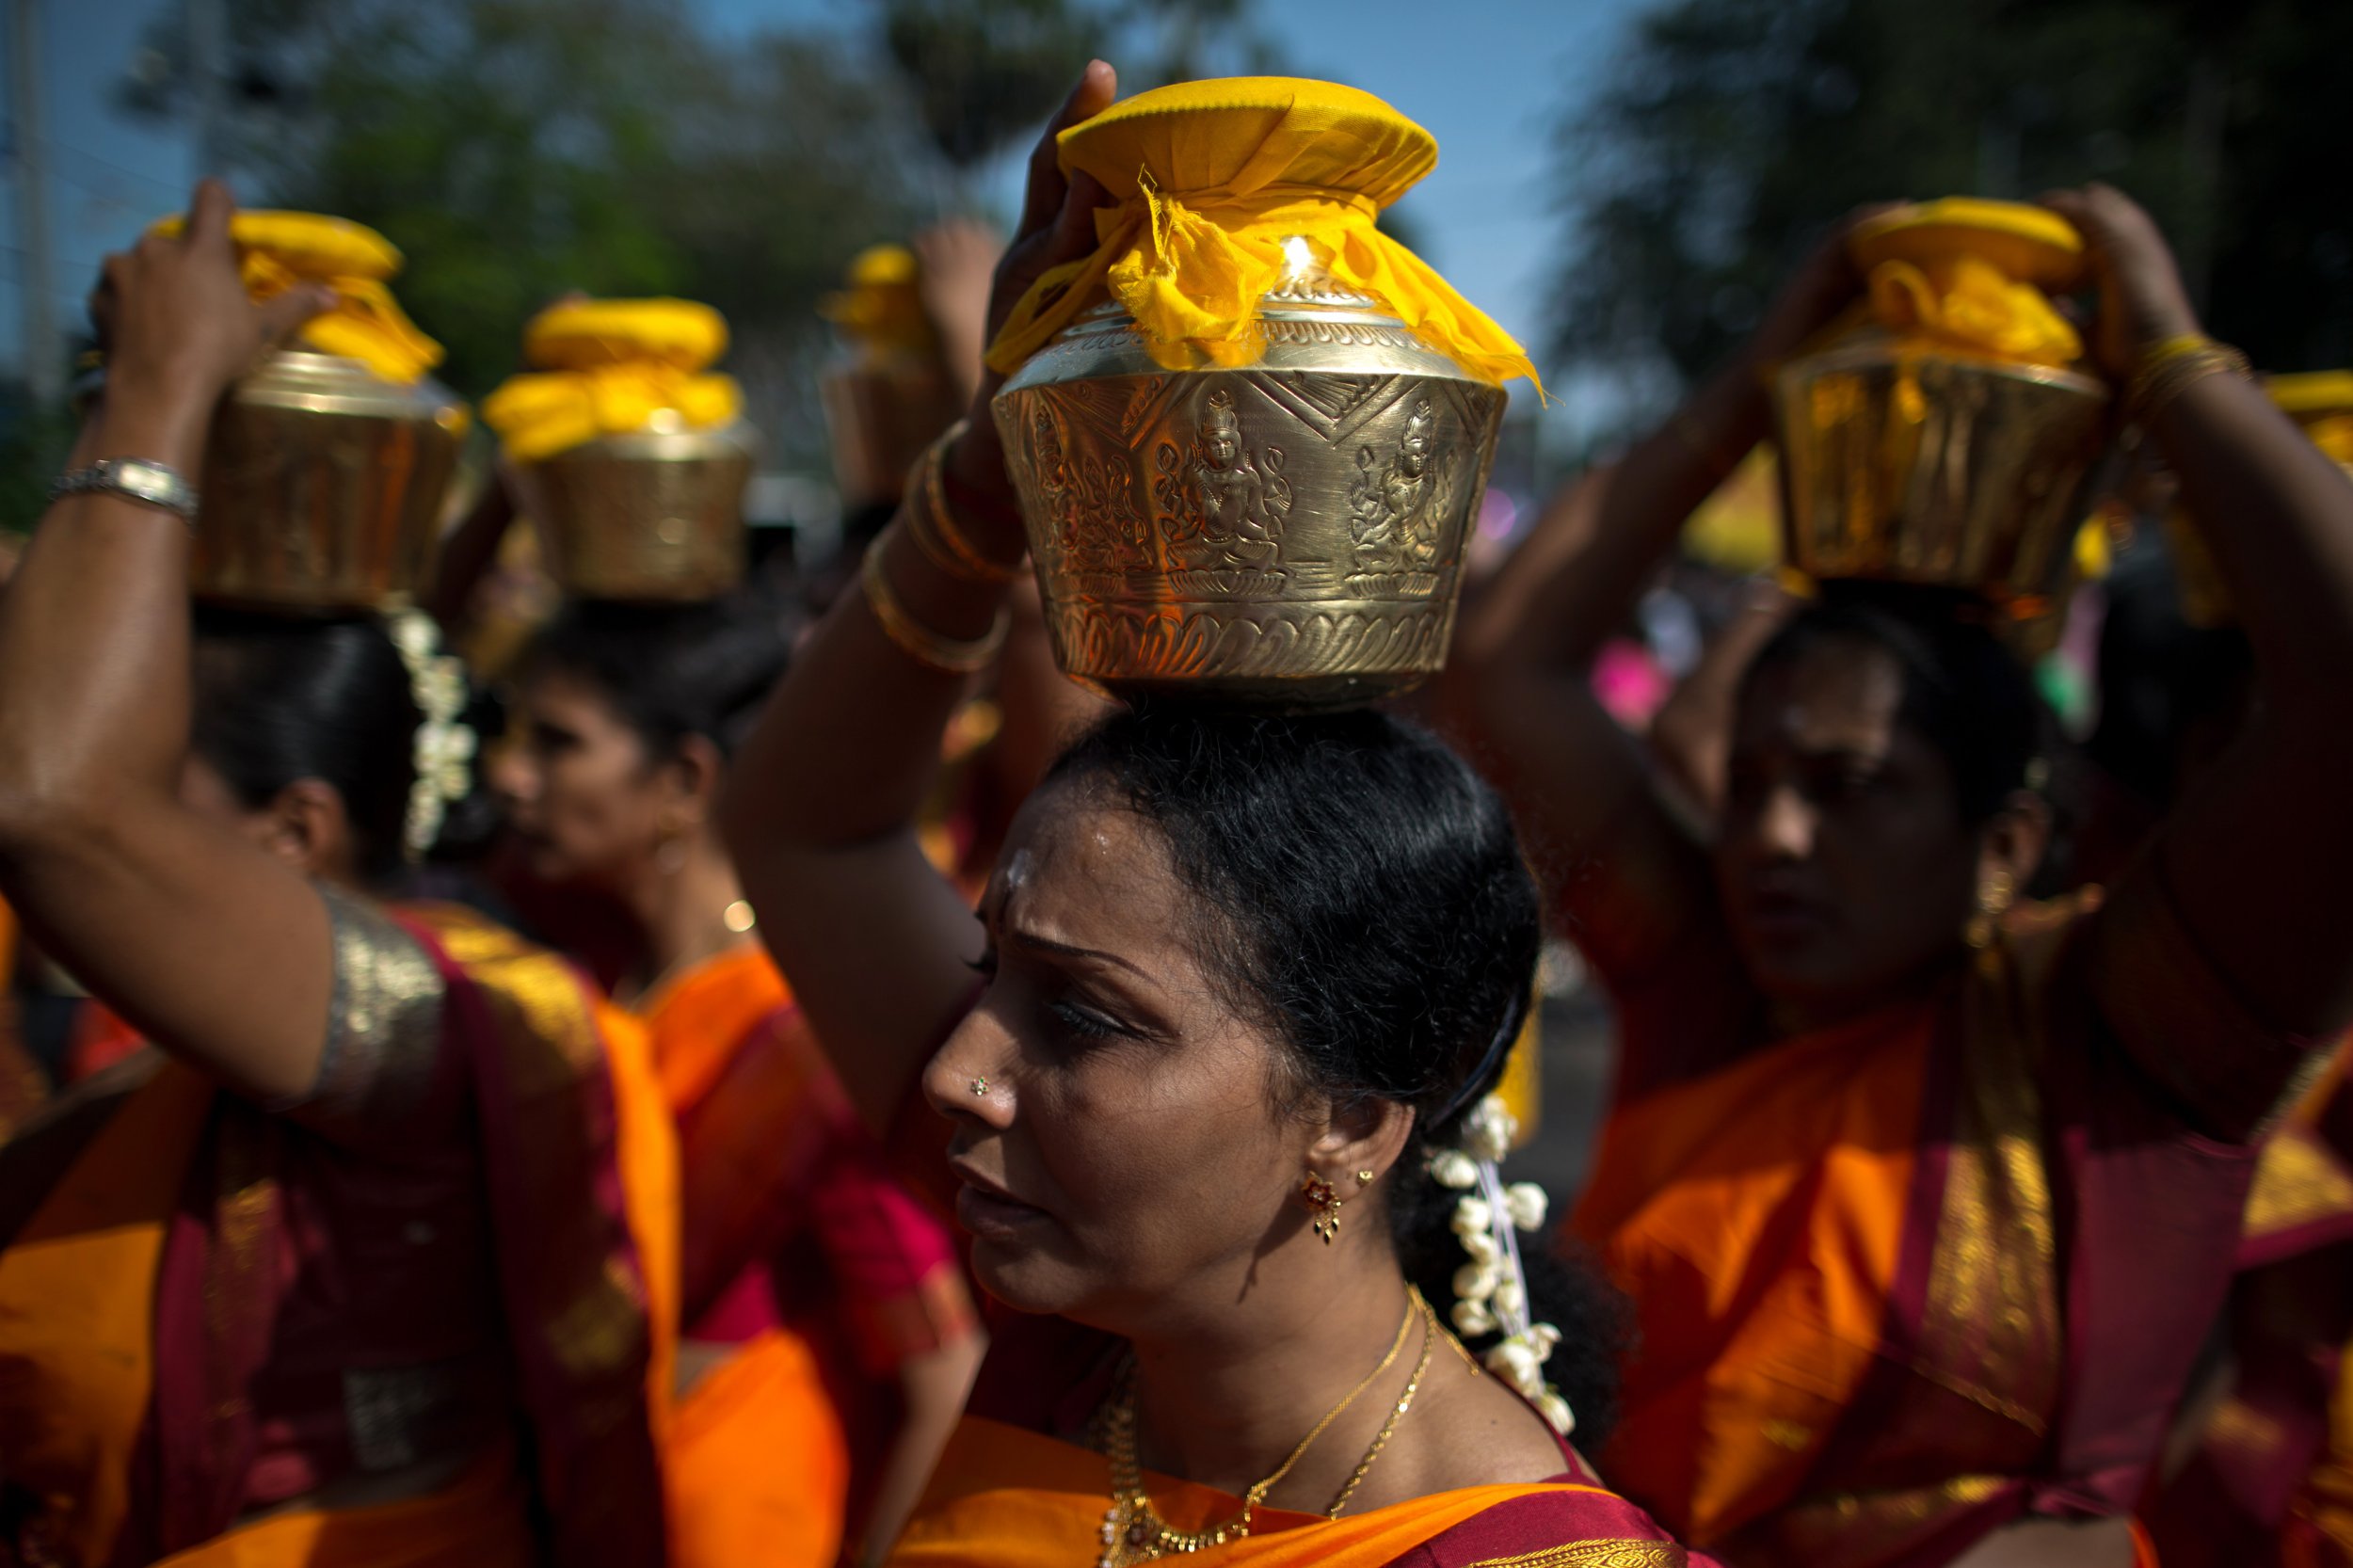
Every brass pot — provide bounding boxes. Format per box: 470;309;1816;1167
821;350;962;512
193;349;470;612
992;278;1507;707
519;423;755;601
1771;331;2112;624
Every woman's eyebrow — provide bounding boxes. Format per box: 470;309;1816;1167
1000;921;1165;990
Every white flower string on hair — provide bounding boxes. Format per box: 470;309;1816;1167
386;608;477;863
1429;1093;1576;1436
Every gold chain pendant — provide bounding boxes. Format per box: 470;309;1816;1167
1090;1288;1433;1564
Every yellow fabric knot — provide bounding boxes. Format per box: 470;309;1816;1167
148;209;444;384
485;298;742;462
1865;254;2082;368
984;76;1538;392
1847;198;2086;370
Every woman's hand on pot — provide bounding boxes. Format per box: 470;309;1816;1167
2041;184;2201;381
88;179;331;443
981;60;1119;350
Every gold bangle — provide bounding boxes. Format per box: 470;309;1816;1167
2135;348;2251;427
2126;335;2250;425
859;536;1009;676
899;464;973;581
2138;334;2213;373
917;423;1022;584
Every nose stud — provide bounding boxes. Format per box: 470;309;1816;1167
969;1077;989;1097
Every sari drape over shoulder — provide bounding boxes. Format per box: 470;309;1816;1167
1576;882;2333;1568
886;1312;1710;1568
639;943;976;1568
0;899;677;1568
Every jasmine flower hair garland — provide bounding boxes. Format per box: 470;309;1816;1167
386;608;477;863
1429;1094;1575;1436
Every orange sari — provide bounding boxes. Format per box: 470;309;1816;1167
1577;888;2315;1567
0;902;677;1568
638;943;852;1568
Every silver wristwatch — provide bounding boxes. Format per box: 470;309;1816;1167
49;458;201;523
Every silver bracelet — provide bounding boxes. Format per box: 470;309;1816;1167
49;457;201;523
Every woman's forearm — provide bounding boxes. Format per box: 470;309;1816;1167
719;408;1031;1131
2154;369;2353;708
0;393;208;838
724;415;1022;857
0;196;344;1104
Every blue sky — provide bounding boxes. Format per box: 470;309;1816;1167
4;0;1646;423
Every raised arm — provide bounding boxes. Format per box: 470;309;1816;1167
1445;218;1866;983
720;64;1118;1135
0;183;338;1104
2053;187;2353;1104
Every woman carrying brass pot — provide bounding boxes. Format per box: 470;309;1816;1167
724;64;1710;1568
0;185;678;1568
494;594;986;1568
1448;187;2353;1567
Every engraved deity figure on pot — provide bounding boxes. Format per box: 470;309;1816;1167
1350;400;1450;584
1163;392;1288;575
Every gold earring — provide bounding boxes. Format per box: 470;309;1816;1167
1300;1171;1342;1244
1966;869;2017;951
1354;1169;1376;1183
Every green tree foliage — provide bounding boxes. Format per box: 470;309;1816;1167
1551;0;2353;405
122;0;924;459
114;0;1290;458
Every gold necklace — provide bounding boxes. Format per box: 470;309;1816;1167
1322;1292;1438;1518
1095;1287;1427;1566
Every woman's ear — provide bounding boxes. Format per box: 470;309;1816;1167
1977;788;2055;898
259;777;357;881
661;733;727;824
1308;1095;1417;1200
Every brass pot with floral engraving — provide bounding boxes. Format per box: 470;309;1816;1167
191;349;471;611
518;423;756;601
1771;329;2111;629
992;280;1508;707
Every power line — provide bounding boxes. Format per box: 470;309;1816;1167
40;138;187;205
0;243;107;296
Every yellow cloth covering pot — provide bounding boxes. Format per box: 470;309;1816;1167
488;298;753;600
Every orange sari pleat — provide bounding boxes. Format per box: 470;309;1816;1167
638;943;853;1568
0;1061;210;1566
